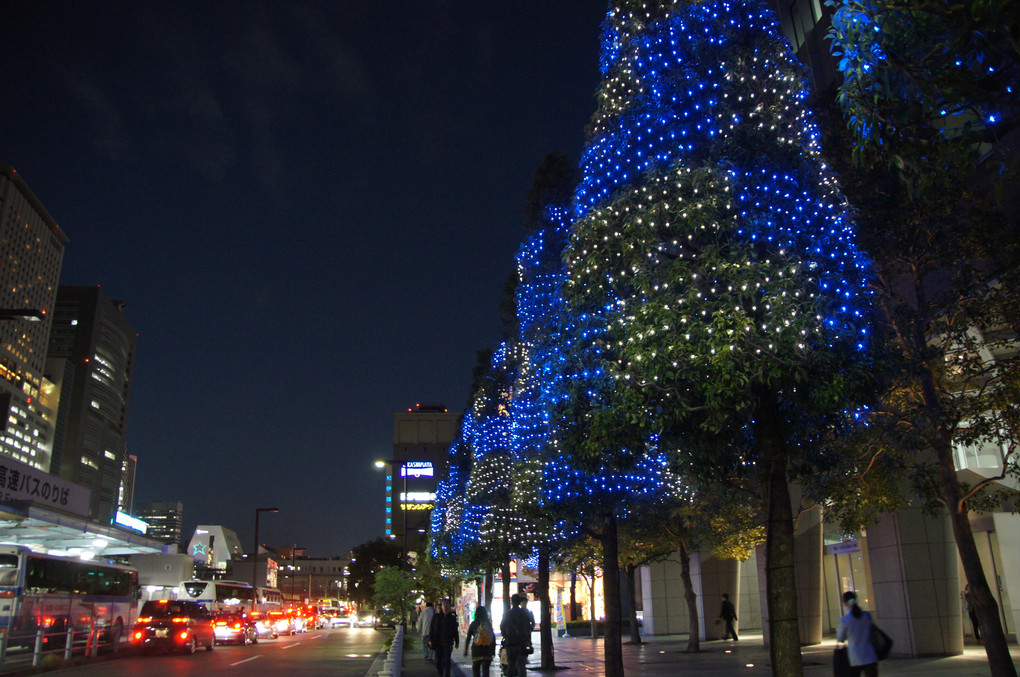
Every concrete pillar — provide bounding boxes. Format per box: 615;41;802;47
640;556;692;636
693;552;739;640
795;503;824;645
865;503;962;656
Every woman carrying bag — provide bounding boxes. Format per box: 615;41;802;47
464;606;497;677
836;591;879;676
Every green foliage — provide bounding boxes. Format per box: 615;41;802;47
827;0;1020;200
347;537;402;607
373;567;417;615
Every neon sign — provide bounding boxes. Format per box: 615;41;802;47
400;462;434;478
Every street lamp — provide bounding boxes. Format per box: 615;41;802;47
253;507;279;587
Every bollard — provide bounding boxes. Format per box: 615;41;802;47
65;627;73;661
32;628;43;667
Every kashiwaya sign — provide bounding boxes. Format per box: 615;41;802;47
0;455;91;516
401;461;434;478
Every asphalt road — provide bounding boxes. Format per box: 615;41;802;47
4;627;389;677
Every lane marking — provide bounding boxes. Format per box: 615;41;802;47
282;643;301;649
231;656;262;666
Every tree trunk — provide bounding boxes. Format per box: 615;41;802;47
538;546;556;668
625;564;642;644
502;560;513;615
570;569;578;621
601;512;624;677
924;386;1017;675
678;538;700;653
587;571;597;639
756;391;803;677
485;569;494;609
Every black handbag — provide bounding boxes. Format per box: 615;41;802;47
871;624;893;660
833;646;852;677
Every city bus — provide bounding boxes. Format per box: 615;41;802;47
176;580;255;612
0;544;139;649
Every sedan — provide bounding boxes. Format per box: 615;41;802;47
213;613;258;645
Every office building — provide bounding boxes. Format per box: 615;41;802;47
388;404;459;560
0;166;66;471
45;286;137;524
136;500;184;549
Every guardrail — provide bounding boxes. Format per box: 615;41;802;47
0;622;121;672
377;622;404;677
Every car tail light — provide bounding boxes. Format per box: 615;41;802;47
138;617;152;622
215;621;227;626
172;617;189;623
234;623;242;629
179;631;189;640
133;631;143;640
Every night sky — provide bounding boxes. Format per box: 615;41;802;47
1;1;604;556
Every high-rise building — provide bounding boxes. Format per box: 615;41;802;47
388;404;459;561
0;165;67;471
45;286;137;523
136;500;184;549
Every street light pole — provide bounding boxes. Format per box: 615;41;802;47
253;507;279;588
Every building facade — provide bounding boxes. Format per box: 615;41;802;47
389;404;460;560
0;165;67;471
275;548;348;603
45;286;138;524
136;500;185;549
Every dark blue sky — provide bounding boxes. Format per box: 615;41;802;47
1;1;603;556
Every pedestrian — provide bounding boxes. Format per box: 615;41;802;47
430;598;460;677
719;593;738;641
964;584;981;641
836;591;879;677
417;600;436;661
500;594;533;677
463;605;497;677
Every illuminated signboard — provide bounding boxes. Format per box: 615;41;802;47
400;462;434;478
115;510;149;534
400;491;436;503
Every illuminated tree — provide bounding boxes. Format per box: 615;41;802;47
561;1;875;674
828;4;1020;674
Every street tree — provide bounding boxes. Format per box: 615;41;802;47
562;1;877;674
347;537;403;609
828;3;1020;673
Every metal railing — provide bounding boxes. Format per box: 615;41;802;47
0;620;122;672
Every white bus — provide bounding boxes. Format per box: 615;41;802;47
0;544;139;649
176;580;255;613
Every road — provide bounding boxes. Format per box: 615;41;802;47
10;627;389;677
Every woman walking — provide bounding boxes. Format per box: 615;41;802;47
463;606;497;677
836;591;879;677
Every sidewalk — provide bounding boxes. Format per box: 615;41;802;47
427;631;1017;677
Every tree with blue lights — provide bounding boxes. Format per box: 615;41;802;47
828;4;1020;674
563;1;875;674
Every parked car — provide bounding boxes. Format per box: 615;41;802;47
213;612;259;645
132;600;215;654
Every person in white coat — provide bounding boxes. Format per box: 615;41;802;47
836;591;879;676
417;601;436;661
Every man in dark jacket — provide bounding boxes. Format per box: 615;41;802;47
500;595;533;677
719;593;738;641
430;598;459;677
